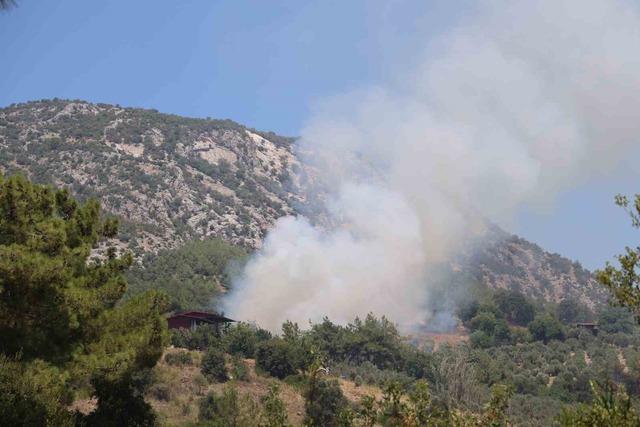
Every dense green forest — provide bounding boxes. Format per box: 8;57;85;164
125;239;246;312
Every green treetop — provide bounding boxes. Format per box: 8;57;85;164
0;174;169;426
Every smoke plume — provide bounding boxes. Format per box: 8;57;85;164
224;0;640;332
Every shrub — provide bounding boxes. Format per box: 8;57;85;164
470;330;495;349
164;350;193;366
170;324;221;350
528;314;565;344
147;383;174;401
261;384;290;427
510;327;532;344
304;378;347;427
255;339;296;379
469;312;498;335
230;356;249;382
493;289;535;326
223;322;269;358
201;348;228;383
199;388;240;426
330;361;414;389
598;306;635;334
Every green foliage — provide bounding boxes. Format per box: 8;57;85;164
201;348;228;383
255;338;297;379
469;312;498;336
231;355;249;382
379;381;408;426
596;193;640;323
198;387;241;426
338;379;511;427
126;239;246;312
0;175;124;359
470;330;495;349
170;323;222;350
331;361;415;390
84;375;158;427
528;314;565;343
304;373;347;427
260;384;289;427
224;322;269;358
164;350;193;366
558;382;640;426
307;314;429;376
0;175;168;424
0;355;75;427
493;289;535;326
557;297;593;324
598;306;635;334
463;289;556;348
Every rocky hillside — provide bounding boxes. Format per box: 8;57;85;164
460;227;605;308
0;99;312;251
0;99;606;307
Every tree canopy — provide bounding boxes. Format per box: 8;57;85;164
0;174;168;425
597;194;640;323
126;238;246;312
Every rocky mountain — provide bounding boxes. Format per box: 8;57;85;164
0;99;606;307
460;228;605;309
0;99;310;251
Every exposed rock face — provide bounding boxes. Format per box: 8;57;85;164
0;99;306;251
0;99;606;306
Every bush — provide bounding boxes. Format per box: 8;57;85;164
261;384;289;427
230;356;249;382
170;324;221;350
470;330;495;349
304;378;347;427
255;339;296;379
528;314;565;344
598;306;635;334
147;383;174;401
510;327;532;344
223;322;269;358
493;289;535;326
201;348;228;383
164;350;193;366
199;388;240;426
330;361;414;389
469;312;498;335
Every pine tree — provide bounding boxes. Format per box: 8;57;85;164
596;194;640;322
0;174;168;425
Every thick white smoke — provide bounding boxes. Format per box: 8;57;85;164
224;0;640;332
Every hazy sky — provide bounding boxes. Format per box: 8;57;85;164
1;0;638;270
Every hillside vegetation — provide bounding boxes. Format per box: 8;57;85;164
125;239;246;312
2;151;640;426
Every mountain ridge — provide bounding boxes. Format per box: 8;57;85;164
0;99;606;307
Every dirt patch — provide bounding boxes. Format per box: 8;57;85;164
338;378;383;402
618;350;629;374
68;397;97;415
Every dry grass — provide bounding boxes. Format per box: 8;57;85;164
338;378;383;402
147;347;384;426
147;348;306;426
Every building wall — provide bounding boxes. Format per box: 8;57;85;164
167;316;192;329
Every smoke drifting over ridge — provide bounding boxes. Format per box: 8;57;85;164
224;0;640;332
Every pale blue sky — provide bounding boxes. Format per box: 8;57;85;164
0;0;637;269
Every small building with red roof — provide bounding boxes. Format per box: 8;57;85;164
167;311;235;331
